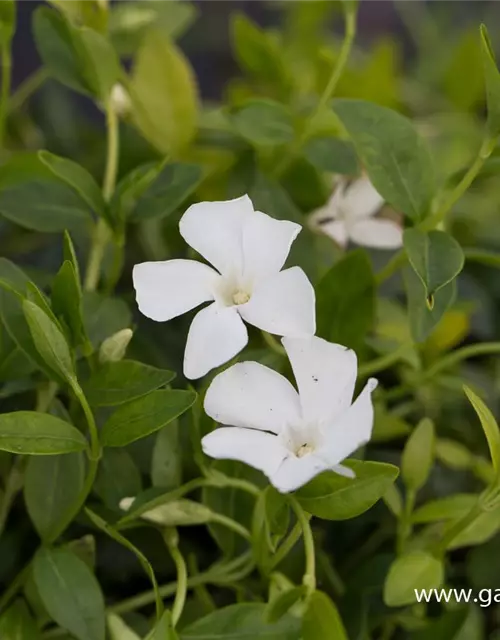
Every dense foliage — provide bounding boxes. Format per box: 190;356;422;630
1;1;500;638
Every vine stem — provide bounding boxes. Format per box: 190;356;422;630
163;529;188;627
358;342;412;378
433;502;483;555
270;521;303;569
288;496;316;595
421;342;500;382
8;67;48;113
0;43;12;148
84;99;119;292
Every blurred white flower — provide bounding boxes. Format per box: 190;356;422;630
202;335;377;493
110;83;131;117
309;176;403;249
133;195;315;379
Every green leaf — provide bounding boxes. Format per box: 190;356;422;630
34;548;105;640
401;418;435;491
130;30;198;155
99;328;133;363
82;360;175;407
126;498;213;527
446;507;500;550
107;614;141;640
303;137;359;175
464;385;500;480
85;508;163;620
152;422;182;490
0;600;41;639
77;27;122;101
38;151;107;220
63;231;82;293
0;411;87;455
24;452;84;540
0;153;92;232
480;24;500;136
52;261;86;347
101;389;197;447
383;551;444;607
83;292;131;348
404;229;464;306
412;494;478;523
302;591;348;640
94;449;142;509
316;250;375;351
180;603;301;639
23;299;75;384
333;99;435;220
129;162;203;222
232;100;294;147
264;486;290;543
295;460;399;520
265;586;306;624
404;267;456;343
110;161;162;221
148;610;178;640
231;14;289;95
0;0;15;47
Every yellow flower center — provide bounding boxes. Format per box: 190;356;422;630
232;290;250;305
296;443;314;458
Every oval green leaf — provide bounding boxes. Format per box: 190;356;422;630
302;591;348;640
232;99;294;147
383;551;444;607
401;418;435;491
464;385;500;480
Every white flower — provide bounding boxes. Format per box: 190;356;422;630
309;176;403;249
201;335;378;493
133;195;316;379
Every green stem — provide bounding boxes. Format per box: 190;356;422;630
288;496;316;594
0;43;12;147
210;513;252;542
421;342;500;383
375;251;407;285
0;563;31;613
397;489;415;555
0;457;22;537
262;331;286;357
358;342;411;378
270;521;303;569
8;67;48;113
434;501;483;555
71;381;100;461
163;529;188;627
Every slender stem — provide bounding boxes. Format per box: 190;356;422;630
0;43;12;147
422;137;497;231
0;563;31;613
71;381;100;461
208;475;261;497
421;342;500;382
358;342;411;378
396;489;415;555
163;529;188;627
262;331;286;357
270;521;303;569
84;100;119;292
375;251;407;285
210;513;252;542
8;67;48;113
0;457;22;537
288;496;316;594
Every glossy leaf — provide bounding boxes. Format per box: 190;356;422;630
480;24;500;136
464;385;500;479
24;452;85;540
0;411;87;455
130;30;198;154
412;494;478;524
52;260;86;347
295;461;399;520
334;99;435;220
148;610;178;640
83;292;132;348
94;449;142;509
232;100;294;147
401;418;435;491
404;229;464;305
101;389;197;447
0;600;40;639
34;548;105;640
266;586;306;624
384;551;444;607
82;359;175;407
302;591;348;640
152;421;182;489
107;614;141;640
0;0;15;46
304;137;359;175
316;250;375;351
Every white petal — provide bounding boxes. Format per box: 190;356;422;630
318;378;378;466
348;218;403;249
343;177;384;220
202;427;287;477
184;304;248;379
317;220;348;247
270;454;330;493
238;267;315;337
204;361;301;434
243;210;301;281
282;336;357;424
332;464;356;478
179;196;254;277
133;259;218;322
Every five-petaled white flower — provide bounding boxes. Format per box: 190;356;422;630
133;196;315;379
309;176;403;249
201;335;377;493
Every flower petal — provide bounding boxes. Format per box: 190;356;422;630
202;427;287;478
316;220;348;248
184;304;248;379
282;336;357;424
332;464;356;479
270;454;330;493
204;361;301;434
238;267;315;337
348;218;403;249
243;210;301;281
133;259;218;322
179;196;254;276
343;176;384;219
318;378;378;466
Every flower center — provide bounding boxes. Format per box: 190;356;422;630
296;443;314;458
232;290;250;305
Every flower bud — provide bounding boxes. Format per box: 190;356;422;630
110;83;131;117
120;497;213;527
99;328;133;364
